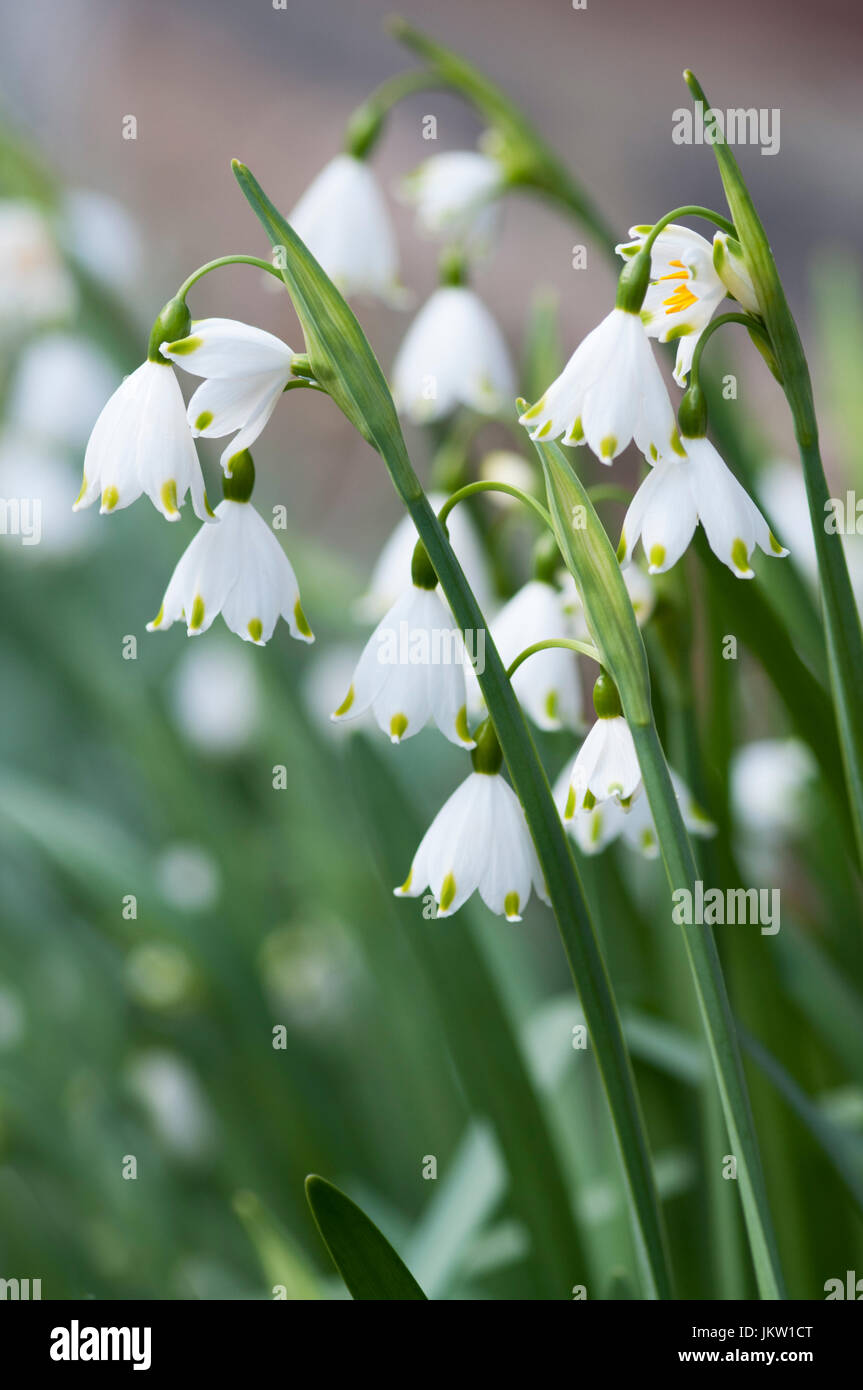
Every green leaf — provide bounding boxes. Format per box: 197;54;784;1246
304;1175;428;1300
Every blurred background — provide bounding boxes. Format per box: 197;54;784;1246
0;0;861;1299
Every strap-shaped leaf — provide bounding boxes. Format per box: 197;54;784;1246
305;1175;427;1301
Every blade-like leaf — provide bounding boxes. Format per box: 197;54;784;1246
305;1175;428;1301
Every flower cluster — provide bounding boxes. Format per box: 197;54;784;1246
520;222;787;580
74;120;790;927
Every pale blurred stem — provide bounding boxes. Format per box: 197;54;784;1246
175;255;284;300
630;721;786;1299
683;69;863;871
507;638;600;678
438;479;552;529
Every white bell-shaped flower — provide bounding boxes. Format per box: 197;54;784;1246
332;550;475;748
289;154;401;302
563;673;642;813
392;285;515;424
395;725;549;921
75;359;209;522
490;579;583;732
519;307;679;464
620;434;787;578
399;150;502;249
354;491;494;622
147;454;312;646
557;763;714;857
161;318;296;471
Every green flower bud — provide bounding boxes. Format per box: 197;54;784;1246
678;382;708;439
222;449;256;502
148;296;191;364
411;537;438;590
593;670;623;719
471;717;503;775
615;249;651;314
439;245;468;287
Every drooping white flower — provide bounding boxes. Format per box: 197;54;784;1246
519;307;679;464
160;318;296;471
395;767;549;921
563;674;642;813
620;434;787;578
490;579;583;731
616;224;757;387
399;150;503;249
289;154;401;302
392;286;516;424
0;200;76;337
556;763;714;857
74;359;209;521
354;491;494;622
148;497;313;646
331;581;475;748
564;715;642;813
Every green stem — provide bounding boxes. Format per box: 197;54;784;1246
684;69;863;870
639;204;736;250
688;311;772;384
438;479;552;530
175;254;284;301
629;720;786;1299
507;638;600;679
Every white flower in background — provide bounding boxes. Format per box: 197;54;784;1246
620;435;787;578
731;738;816;842
154;843;221;913
395;764;549;921
126;1051;214;1160
617;224;757;387
561;564;655;631
301;643;370;738
477;450;537;508
170;640;260;754
148;502;313;646
399;150;503;249
0;200;76;336
556;764;714;857
519;307;679;464
563;675;642;813
74;360;209;521
7;333;119;449
289;154;401;302
331;580;475;747
0;434;96;559
490;580;583;731
161;318;296;471
64;189;143;293
392;286;515;424
354;491;494;621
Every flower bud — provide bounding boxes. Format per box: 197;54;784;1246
148;296;191;364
